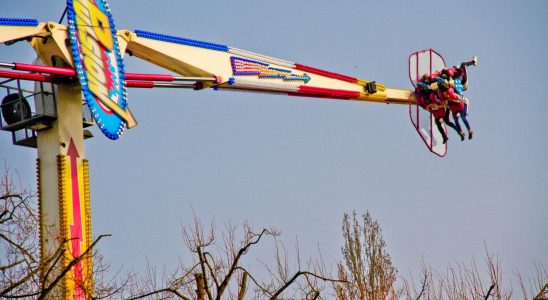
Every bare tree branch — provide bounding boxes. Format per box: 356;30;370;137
270;271;346;299
415;271;428;300
484;283;495;300
126;287;192;300
237;271;247;300
215;228;272;299
196;246;214;300
234;266;273;297
36;234;111;300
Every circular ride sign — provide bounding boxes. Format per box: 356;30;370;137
67;0;136;139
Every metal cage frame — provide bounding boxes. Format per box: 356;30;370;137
1;78;94;147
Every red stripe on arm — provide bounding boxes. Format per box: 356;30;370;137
288;86;361;100
294;63;357;83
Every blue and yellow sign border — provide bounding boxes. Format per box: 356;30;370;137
67;0;135;139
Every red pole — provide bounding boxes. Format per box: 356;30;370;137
0;70;52;82
13;63;176;82
10;63;177;82
14;63;77;76
125;73;174;81
125;80;155;88
2;62;216;83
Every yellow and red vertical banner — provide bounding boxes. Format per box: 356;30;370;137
58;138;92;299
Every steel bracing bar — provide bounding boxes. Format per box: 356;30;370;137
0;62;15;68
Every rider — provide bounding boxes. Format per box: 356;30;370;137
417;73;458;144
447;96;468;140
446;56;477;140
416;74;435;108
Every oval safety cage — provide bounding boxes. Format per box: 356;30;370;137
408;49;447;157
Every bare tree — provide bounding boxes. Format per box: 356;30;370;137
336;211;547;300
400;248;547;300
0;165;121;299
3;167;545;299
400;260;440;300
516;261;547;300
335;211;398;300
0;165;41;297
124;214;344;299
125;211;541;300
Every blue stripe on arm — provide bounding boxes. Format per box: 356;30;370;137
0;18;39;27
134;30;229;52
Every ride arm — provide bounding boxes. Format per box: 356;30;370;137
0;19;46;43
117;29;411;105
0;20;76;69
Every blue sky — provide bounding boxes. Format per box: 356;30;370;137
1;0;546;288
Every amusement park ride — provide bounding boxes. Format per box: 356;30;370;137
0;1;476;299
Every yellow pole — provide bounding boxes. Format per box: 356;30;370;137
36;82;93;299
26;23;93;299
